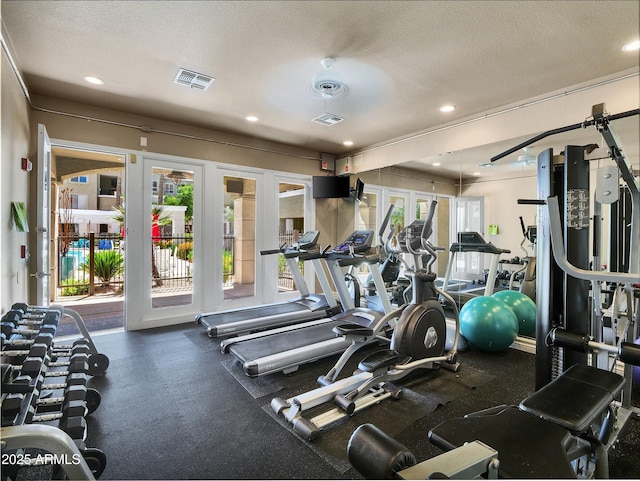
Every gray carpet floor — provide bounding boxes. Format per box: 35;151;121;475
71;323;640;480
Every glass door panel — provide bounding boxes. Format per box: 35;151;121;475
357;190;379;233
223;175;256;300
452;196;484;280
277;182;306;293
389;194;408;235
150;166;195;309
415;197;431;221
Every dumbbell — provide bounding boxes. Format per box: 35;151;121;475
13;339;92;359
10;302;61;318
1;363;43;421
50;344;109;378
1;323;57;341
2;307;60;329
28;404;89;441
38;384;101;415
2;342;53;367
1;364;26;418
50;343;92;360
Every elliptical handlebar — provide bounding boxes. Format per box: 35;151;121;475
405;201;437;258
420;200;438;245
380;204;395;241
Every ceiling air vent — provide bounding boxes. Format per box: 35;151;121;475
173;68;214;91
312;113;344;126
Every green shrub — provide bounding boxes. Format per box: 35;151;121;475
59;279;89;296
176;241;193;261
223;250;233;275
158;240;175;249
80;250;124;285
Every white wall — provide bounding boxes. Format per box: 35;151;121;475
461;174;538;257
1;50;32;312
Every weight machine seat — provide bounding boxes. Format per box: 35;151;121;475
429;406;577;478
519;364;625;433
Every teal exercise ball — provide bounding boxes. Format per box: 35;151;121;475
492;290;537;337
459;296;519;352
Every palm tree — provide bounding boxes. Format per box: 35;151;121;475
111;203;172;286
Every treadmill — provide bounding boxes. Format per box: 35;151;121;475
441;231;510;305
195;230;340;337
221;228;396;377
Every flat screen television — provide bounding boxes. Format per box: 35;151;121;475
352;177;365;203
312;175;351;199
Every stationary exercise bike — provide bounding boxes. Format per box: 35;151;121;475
271;201;461;440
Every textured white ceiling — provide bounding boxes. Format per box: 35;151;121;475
2;0;639;177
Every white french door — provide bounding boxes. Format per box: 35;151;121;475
451;196;485;280
269;175;314;302
126;155;204;329
218;169;260;305
35;124;52;305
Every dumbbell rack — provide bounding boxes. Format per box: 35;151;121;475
1;303;110;480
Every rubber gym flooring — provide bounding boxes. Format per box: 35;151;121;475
76;323;639;480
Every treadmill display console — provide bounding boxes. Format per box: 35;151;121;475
294;230;320;249
333;230;374;254
451;231;509;255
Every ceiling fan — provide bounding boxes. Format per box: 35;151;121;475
515;147;536;166
309;58;347;126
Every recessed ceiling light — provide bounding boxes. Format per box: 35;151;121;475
472;172;481;176
83;75;104;85
432;162;441;166
246;116;259;122
439;105;456;113
622;40;640;52
343;140;354;146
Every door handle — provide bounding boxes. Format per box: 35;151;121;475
30;272;52;278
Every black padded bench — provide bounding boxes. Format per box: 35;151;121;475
520;364;625;434
429;364;625;478
429;406;577;478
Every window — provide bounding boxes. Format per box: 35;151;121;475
99;175;118;195
70;176;88;183
164;183;175;195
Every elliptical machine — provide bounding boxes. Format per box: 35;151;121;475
271;200;461;440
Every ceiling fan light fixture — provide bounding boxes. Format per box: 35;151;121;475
516;147;536;166
309;57;348;100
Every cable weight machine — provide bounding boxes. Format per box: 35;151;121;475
492;103;639;391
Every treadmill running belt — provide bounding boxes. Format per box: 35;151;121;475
206;302;306;324
229;320;344;362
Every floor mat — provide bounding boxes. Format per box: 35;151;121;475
263;365;495;473
183;328;223;352
221;358;288;398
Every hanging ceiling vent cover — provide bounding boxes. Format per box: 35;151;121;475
173;68;214;91
312;113;345;126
